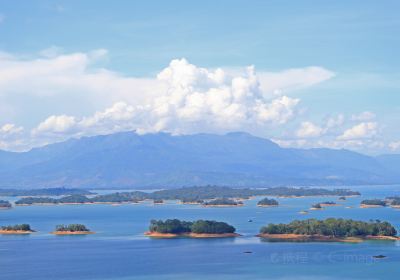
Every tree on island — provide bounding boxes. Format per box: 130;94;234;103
203;198;243;206
257;198;279;206
1;224;32;231
55;224;90;232
58;195;92;204
311;203;322;209
361;199;387;206
260;218;397;237
0;200;12;208
15;197;58;205
149;219;192;234
149;219;236;234
191;220;235;234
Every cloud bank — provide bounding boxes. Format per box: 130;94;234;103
0;48;394;154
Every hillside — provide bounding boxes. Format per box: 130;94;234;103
0;131;397;188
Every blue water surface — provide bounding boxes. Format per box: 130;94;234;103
1;185;400;280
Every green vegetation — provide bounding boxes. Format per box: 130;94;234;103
15;197;58;205
14;186;361;206
361;199;387;206
180;198;204;204
257;198;279;206
260;218;397;237
0;187;93;197
1;224;32;231
149;219;193;234
339;196;346;200
0;199;12;208
58;195;92;204
149;219;236;234
90;192;141;203
203;198;243;206
149;186;360;200
55;224;90;232
191;220;235;234
15;192;139;205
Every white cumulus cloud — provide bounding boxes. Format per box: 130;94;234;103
0;49;337;150
296;121;324;138
351;111;376;121
337;122;378;140
30;59;304;142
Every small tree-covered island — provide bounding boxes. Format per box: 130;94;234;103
0;199;12;209
360;199;387;208
202;198;243;207
145;219;240;238
257;218;399;242
257;198;279;207
51;224;94;235
310;203;323;210
387;196;400;208
0;224;34;234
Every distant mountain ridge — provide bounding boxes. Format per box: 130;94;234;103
0;131;398;188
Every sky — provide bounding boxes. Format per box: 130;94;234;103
0;0;399;154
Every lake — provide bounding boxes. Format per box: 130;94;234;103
1;185;400;280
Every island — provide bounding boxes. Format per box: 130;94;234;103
338;196;346;201
145;219;240;238
149;186;361;200
360;199;387;208
180;198;204;205
15;197;58;205
15;193;140;206
51;224;94;235
153;199;164;204
0;199;12;209
13;186;361;207
202;198;243;207
0;224;34;234
257;218;399;242
386;196;400;208
319;201;339;207
310;203;323;210
257;197;279;207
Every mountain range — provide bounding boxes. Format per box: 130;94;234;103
0;131;399;188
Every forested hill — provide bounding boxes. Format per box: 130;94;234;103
0;131;398;188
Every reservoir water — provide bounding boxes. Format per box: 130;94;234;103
1;185;400;280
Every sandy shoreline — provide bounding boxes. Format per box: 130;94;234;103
0;230;34;234
257;233;399;242
144;231;241;238
360;204;385;208
320;203;340;207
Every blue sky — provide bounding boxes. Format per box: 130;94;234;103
0;0;399;154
